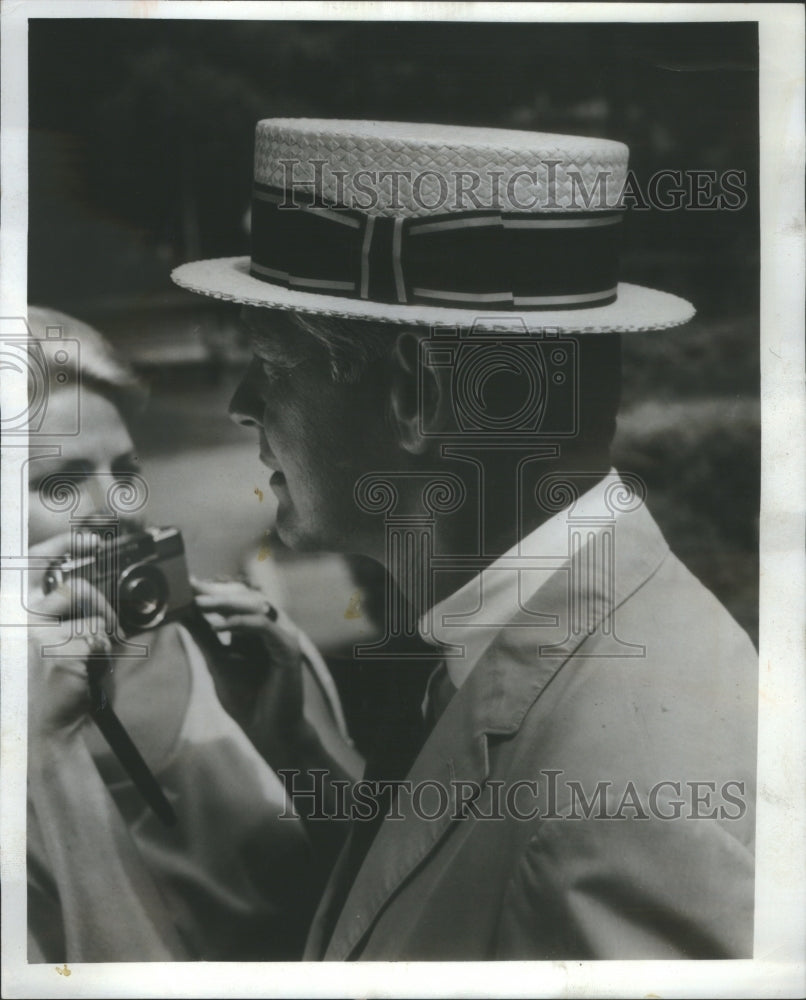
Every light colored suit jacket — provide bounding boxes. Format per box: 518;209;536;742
305;501;757;960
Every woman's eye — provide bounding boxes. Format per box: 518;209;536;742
30;460;93;492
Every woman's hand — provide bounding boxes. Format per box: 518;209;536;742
27;578;117;750
193;579;310;768
193;580;361;851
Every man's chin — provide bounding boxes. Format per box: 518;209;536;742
273;507;331;554
272;507;307;551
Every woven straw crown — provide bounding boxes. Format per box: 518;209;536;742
172;118;695;333
255;119;629;214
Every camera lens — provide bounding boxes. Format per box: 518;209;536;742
118;564;169;632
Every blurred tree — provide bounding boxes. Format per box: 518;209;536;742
91;43;264;262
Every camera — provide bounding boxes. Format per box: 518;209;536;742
43;526;193;635
418;320;578;440
0;317;81;435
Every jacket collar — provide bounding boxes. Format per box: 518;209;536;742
311;496;670;960
420;468;622;693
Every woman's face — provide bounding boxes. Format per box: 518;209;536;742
28;387;139;546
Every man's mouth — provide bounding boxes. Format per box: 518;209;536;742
270;470;287;488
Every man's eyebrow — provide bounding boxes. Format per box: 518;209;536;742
251;337;307;370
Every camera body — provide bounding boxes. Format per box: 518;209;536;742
43;526;193;635
418;321;579;440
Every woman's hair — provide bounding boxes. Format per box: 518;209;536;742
27;305;147;425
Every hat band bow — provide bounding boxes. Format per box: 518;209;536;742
250;182;622;311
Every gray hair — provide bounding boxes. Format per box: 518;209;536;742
244;307;399;384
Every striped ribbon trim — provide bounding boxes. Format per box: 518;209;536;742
250;182;622;310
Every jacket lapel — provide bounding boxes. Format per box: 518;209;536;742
316;500;669;960
319;679;484;960
303;836;355;960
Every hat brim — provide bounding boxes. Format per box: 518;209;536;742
171;257;694;334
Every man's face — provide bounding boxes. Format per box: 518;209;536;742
229;310;394;556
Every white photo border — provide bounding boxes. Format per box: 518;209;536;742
1;3;804;997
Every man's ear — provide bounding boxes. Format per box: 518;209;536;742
389;329;450;455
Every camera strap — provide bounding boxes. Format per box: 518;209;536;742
87;663;177;827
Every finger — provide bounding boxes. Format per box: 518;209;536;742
43;659;90;684
27;628;107;738
68;578;117;628
28;632;89;677
28;531;99;559
29;617;114;662
27;582;98;622
195;593;278;619
208;613;271;632
210;614;300;653
191;577;251;596
199;611;228;631
195;592;265;611
27;586;73;621
28;578;118;633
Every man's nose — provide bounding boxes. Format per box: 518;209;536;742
228;359;263;428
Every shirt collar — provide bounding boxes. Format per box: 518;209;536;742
418;468;621;693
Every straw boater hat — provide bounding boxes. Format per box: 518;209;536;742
172;119;694;333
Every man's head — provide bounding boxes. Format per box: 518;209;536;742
173;118;693;570
229;304;622;560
